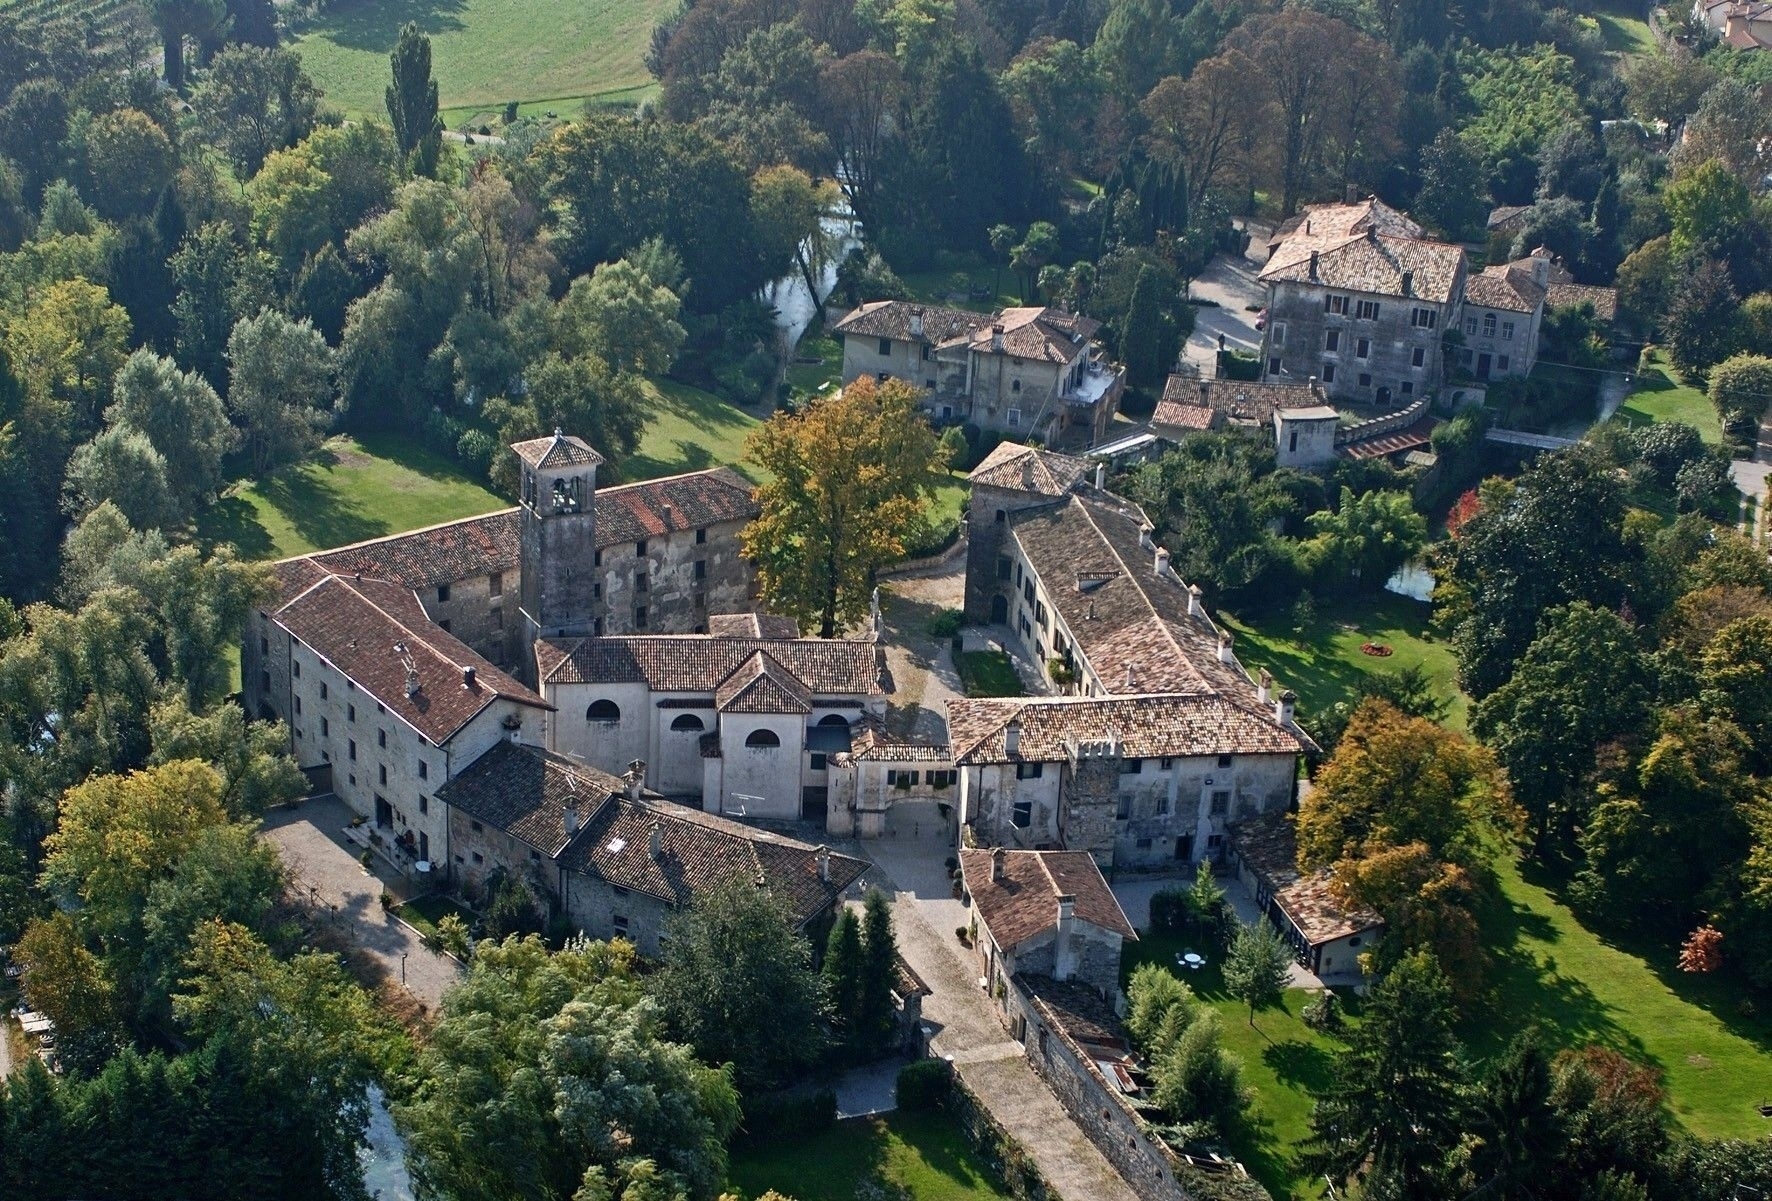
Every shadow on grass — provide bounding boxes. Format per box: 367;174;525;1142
1262;1040;1337;1094
258;462;388;550
354;432;480;483
299;0;469;51
197;494;277;560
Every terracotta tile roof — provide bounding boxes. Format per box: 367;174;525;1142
714;651;814;714
273;574;548;745
1151;400;1219;432
1546;282;1617;322
1339;416;1438;460
1464;262;1546;314
941;307;1102;364
1229;810;1382;946
440;742;868;926
832;300;988;344
539;634;883;696
1487;204;1533;232
1261;227;1466;305
1271;198;1423;244
309;511;521;593
1158;377;1330;428
843;716;952;762
1021;975;1126;1047
593;468;758;545
511;432;606;469
708;613;801;639
960;849;1137;949
1009;494;1256;697
968;441;1091;495
947;693;1301;764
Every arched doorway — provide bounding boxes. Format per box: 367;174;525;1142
990;594;1008;624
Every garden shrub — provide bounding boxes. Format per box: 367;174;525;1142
896;1058;952;1111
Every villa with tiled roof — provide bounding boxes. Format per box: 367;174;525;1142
440;740;867;956
832;299;1126;445
960;848;1137;998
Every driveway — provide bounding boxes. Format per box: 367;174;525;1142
262;797;463;1011
878;564;966;744
867;836;1140;1201
1183;254;1268;376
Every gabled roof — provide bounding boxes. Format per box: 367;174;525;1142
307;510;521;593
832;300;988;344
940;307;1101;364
438;742;869;926
959;849;1137;949
1261;226;1465;304
539;634;883;696
947;693;1302;765
1271;197;1423;245
1464;261;1546;314
272;573;549;746
511;432;606;469
1229;810;1383;947
714;651;814;714
708;613;801;639
1157;376;1330;429
968;441;1091;495
594;468;758;545
1546;282;1618;322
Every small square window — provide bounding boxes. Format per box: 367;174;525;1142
1402;380;1414;395
1217;754;1233;768
471;820;483;833
438;619;451;633
1160;757;1174;770
810;752;828;770
1136;837;1153;850
1011;798;1032;828
1268;356;1282;375
612;914;630;934
530;849;540;861
1120;758;1142;775
471;851;484;865
1358;373;1372;388
1498;355;1511;371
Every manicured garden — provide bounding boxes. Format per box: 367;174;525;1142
727;1110;1010;1201
198;433;506;562
1218;592;1467;730
289;0;672;119
1615;350;1724;445
957;650;1023;698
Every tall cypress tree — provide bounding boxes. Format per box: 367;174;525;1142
386;22;441;177
822;907;864;1059
857;890;897;1056
1121;265;1166;390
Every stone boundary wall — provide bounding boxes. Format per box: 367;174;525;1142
1335;394;1430;446
880;533;970;578
944;1067;1055;1201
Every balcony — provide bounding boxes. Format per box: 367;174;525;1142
1062;360;1125;407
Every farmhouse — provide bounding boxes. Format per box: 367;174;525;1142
960;848;1137;1000
832;300;1127;444
438;740;868;955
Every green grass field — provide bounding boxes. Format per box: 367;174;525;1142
900;267;1023;315
198;434;506;561
1218;592;1467;731
728;1111;1009;1201
1615;351;1724;445
393;894;476;942
957;650;1023;697
289;0;672;119
1582;0;1657;54
625;377;763;484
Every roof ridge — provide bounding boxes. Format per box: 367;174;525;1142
300;507;517;565
1070;497;1207;695
1035;851;1061;900
596;465;752;493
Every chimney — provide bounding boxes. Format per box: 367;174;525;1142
1187;583;1204;619
990;324;1005;353
1529;247;1551;288
1154;547;1171;577
816;844;832;882
1139;525;1154;551
563;801;580;836
1365;225;1377;241
405;670;420;699
461;665;476;689
1094;462;1105;490
1308;250;1319;279
1401;270;1413;296
1275;689;1297;726
649;820;663;858
625;759;646;800
1057;894;1075;924
660;503;672;528
1198;380;1211;405
1125;662;1136;689
1055;893;1077;981
1004;718;1021;756
1345;183;1359;204
1217;630;1236;665
1304;218;1312;235
1258;668;1273;705
910;306;925;338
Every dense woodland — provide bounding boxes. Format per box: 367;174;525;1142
1;0;1772;1197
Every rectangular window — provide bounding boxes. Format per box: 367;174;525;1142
472;852;484;865
1356;300;1380;320
1155;795;1171;816
489;571;502;596
1498;355;1510;372
634;606;648;629
694;560;706;580
1217;754;1233;768
1116;795;1132;820
494;608;504;630
1210;790;1231;816
260;670;271;693
1011;378;1021;393
293;660;301;678
594;549;603;567
1011;798;1032;828
1006;408;1021;427
1272;322;1286;347
419;796;428;815
1483;312;1497;338
1402;380;1414;395
320;682;329;700
1411;307;1437;329
1411;346;1426;368
878;338;892;356
1136;837;1153;850
1501;321;1515;341
1358;373;1372;388
1465;316;1478;336
348;740;357;761
810;752;828;771
294;696;302;715
612;914;629;934
635;572;648;592
1324;330;1340;352
1322;363;1337;383
922;345;932;361
1160;757;1174;770
348;704;356;722
320;717;329;737
1355;337;1370;359
439;619;451;633
471;820;483;833
696;527;706;544
1016;762;1044;780
1266;356;1281;375
379;764;387;786
1034;601;1047;629
378;729;387;748
1325;294;1349;315
634;540;647;557
997;556;1011;581
437;584;450;603
1120;758;1142;774
418;760;428;780
260;635;269;655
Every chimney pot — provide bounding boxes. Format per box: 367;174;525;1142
1401;270;1413;296
462;665;476;689
1275;688;1297;725
910;307;925;338
1187;583;1204;619
625;759;646;800
1093;462;1105;490
649;821;663;858
1346;183;1359;204
1125;662;1136;688
990;846;1006;882
1004;718;1022;756
816;844;832;882
990;324;1005;353
1258;668;1273;704
1057;894;1076;924
1154;547;1171;577
1308;249;1319;279
563;803;580;835
1218;630;1236;665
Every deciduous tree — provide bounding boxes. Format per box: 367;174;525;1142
1222;918;1291;1027
743;377;948;638
226;307;336;475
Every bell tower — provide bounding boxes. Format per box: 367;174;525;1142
514;431;604;659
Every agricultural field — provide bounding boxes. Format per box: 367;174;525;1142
287;0;672;121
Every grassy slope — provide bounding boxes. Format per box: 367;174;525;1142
290;0;673;118
1615;351;1724;445
625;377;763;484
728;1111;1009;1201
1217;593;1467;731
198;434;505;561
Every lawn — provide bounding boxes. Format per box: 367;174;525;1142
1582;0;1657;54
625;377;763;484
288;0;673;119
727;1110;1009;1201
1122;928;1350;1201
957;650;1023;697
1614;350;1724;445
900;267;1022;314
198;433;506;562
1217;592;1467;731
787;330;844;403
393;894;477;942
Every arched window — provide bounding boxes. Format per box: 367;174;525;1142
817;714;850;728
670;713;706;732
586;699;621;723
745;729;781;749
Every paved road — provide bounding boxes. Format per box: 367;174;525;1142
867;836;1141;1201
1184;254;1268;376
262;798;463;1011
